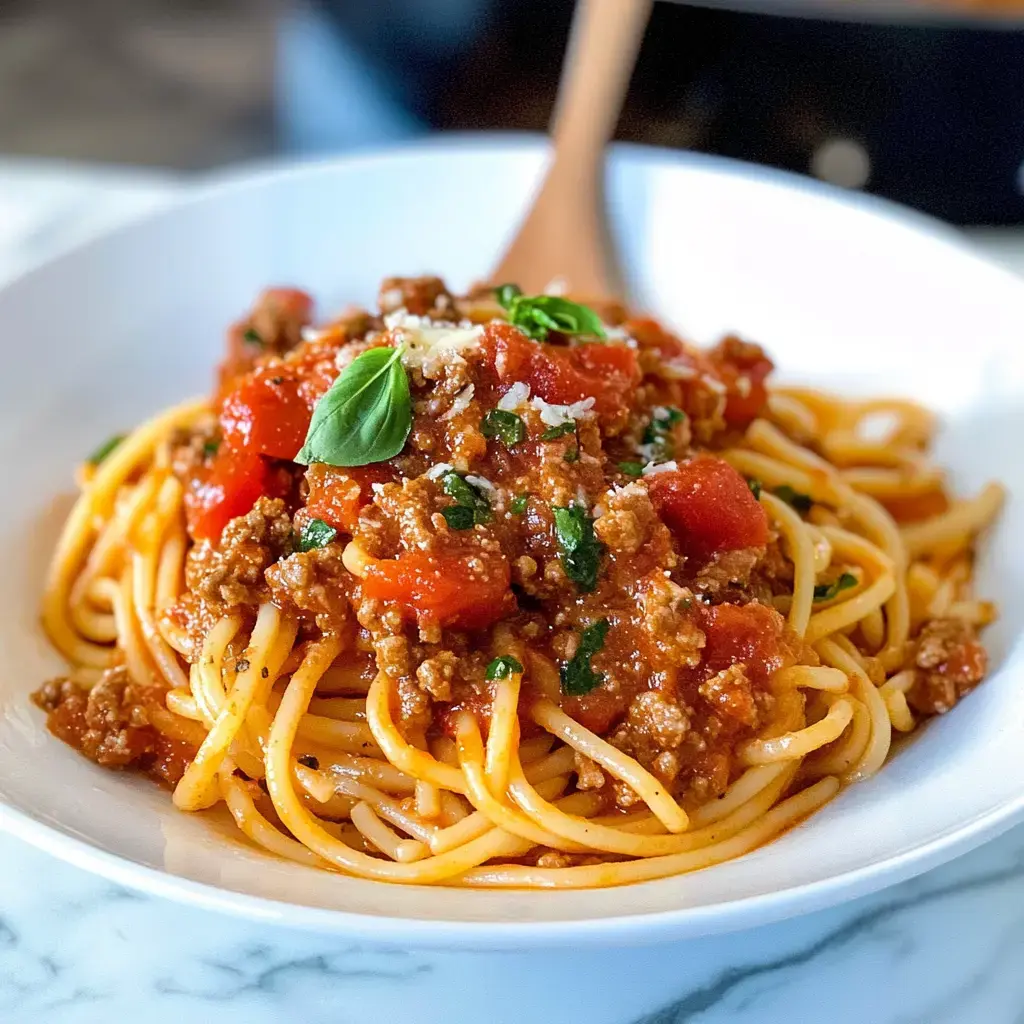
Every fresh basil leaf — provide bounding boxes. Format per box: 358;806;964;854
541;421;577;441
441;505;476;531
813;572;858;602
497;288;606;343
642;407;686;446
486;655;524;681
560;619;610;696
495;283;523;309
563;448;580;463
747;477;762;500
509;495;528;514
243;326;264;347
619;461;644;477
553;505;604;592
297;517;337;552
774;485;813;513
481;409;525;448
295;345;411;467
87;434;125;466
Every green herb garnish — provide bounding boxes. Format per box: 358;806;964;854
441;471;491;529
560;619;610;696
509;495;528;515
486;655;524;681
495;283;606;343
747;478;762;500
441;506;475;531
297;517;338;552
87;434;125;466
203;438;221;458
243;326;264;347
564;448;580;463
642;407;686;446
619;461;644;477
774;485;813;513
295;345;411;467
553;505;604;592
481;409;525;448
541;421;577;441
813;572;858;602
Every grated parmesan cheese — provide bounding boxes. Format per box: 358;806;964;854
497;381;531;412
384;308;485;376
425;463;455;480
465;474;498;496
643;460;678;476
441;384;475;421
530;395;595;427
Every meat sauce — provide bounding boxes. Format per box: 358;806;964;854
161;279;807;806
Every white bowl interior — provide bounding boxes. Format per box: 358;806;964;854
1;139;1022;945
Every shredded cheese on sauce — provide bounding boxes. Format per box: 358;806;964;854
530;396;596;427
497;381;531;412
384;309;484;376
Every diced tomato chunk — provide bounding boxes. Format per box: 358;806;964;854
219;348;339;461
648;456;768;562
707;337;773;428
700;602;795;687
483;322;640;421
305;463;397;533
185;447;286;541
361;551;513;630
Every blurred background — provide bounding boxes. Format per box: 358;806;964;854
2;0;1024;224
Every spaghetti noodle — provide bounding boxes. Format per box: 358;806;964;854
33;277;1003;889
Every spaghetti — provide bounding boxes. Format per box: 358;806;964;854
33;277;1003;889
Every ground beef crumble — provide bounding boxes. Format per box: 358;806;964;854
907;618;988;715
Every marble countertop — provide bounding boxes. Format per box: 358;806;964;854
2;161;1024;1024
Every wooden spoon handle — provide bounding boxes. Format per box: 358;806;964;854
552;0;654;170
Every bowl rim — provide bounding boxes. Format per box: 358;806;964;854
3;133;1024;949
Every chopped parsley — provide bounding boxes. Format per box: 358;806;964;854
481;409;525;448
813;573;858;602
486;655;524;681
441;505;476;530
243;326;264;347
560;619;610;696
441;471;491;530
619;461;644;477
203;437;221;458
541;421;577;441
563;448;580;463
642;407;686;446
509;495;528;515
774;485;813;513
747;477;762;500
553;505;604;592
296;517;338;552
86;434;125;466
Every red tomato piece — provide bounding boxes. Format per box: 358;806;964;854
700;601;795;687
648;456;768;562
304;463;397;533
707;337;773;428
185;447;282;541
483;322;640;421
220;367;312;461
361;551;513;630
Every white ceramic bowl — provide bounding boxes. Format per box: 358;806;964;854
1;137;1022;949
